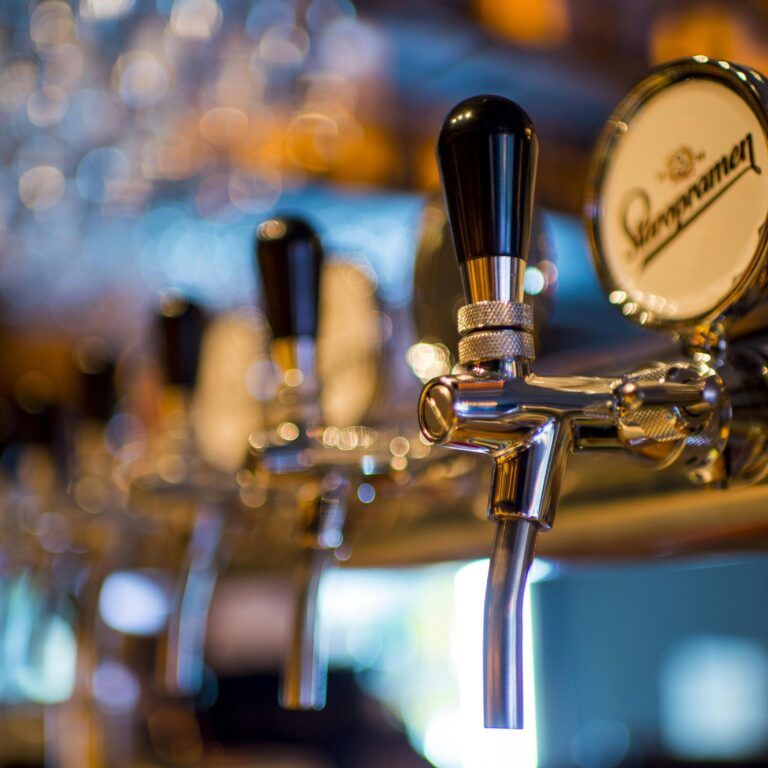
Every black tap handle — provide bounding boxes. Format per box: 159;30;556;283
156;295;206;391
254;216;323;340
74;338;117;422
437;95;538;266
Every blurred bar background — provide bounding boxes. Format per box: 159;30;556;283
3;1;768;767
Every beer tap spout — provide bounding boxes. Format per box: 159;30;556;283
484;517;537;729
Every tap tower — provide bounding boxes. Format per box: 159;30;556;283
418;59;768;729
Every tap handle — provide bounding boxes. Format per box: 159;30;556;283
254;216;323;341
74;338;116;422
156;295;206;391
438;95;538;292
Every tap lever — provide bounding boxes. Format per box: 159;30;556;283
438;95;539;367
255;216;323;340
438;95;539;270
74;337;117;423
156;294;206;392
255;216;324;392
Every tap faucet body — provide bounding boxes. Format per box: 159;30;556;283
133;295;235;700
254;215;336;711
420;358;724;727
253;215;451;710
415;90;746;729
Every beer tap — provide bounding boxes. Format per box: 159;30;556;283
156;296;231;699
130;295;231;699
252;215;341;711
414;85;768;729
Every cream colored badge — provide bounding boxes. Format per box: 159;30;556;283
595;76;768;324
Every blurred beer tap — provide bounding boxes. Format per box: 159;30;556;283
250;214;477;709
255;217;323;427
153;293;208;453
415;81;768;728
250;215;342;711
130;295;232;700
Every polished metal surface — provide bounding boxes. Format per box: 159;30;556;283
421;323;731;729
457;296;535;364
419;366;723;524
612;364;728;470
280;547;333;711
416;84;768;730
420;383;456;443
691;346;768;486
483;518;537;729
461;255;526;304
614;376;720;415
162;504;224;696
280;486;347;711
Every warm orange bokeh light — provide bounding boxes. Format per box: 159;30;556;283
475;0;570;47
416;137;440;192
650;7;768;73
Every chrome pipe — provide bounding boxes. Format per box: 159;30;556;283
163;504;223;696
461;255;525;304
280;546;332;711
280;483;346;711
483;518;538;729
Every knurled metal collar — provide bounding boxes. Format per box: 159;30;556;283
459;329;535;364
457;300;533;335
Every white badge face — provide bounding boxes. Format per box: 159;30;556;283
595;76;768;324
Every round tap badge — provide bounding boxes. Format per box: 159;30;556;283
586;58;768;333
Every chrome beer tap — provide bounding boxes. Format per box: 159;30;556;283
252;215;341;711
129;295;233;700
415;83;768;729
252;214;473;707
